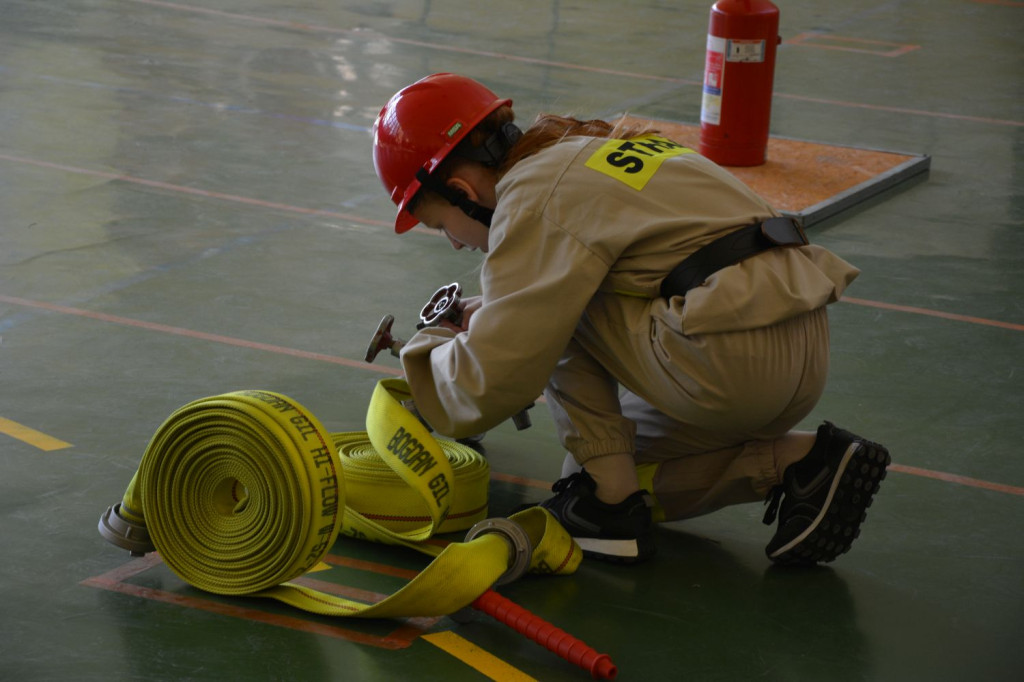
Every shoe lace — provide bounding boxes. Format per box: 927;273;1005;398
762;485;784;525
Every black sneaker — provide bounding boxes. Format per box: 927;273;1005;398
763;422;890;565
539;471;655;564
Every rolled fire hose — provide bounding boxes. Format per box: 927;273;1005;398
98;377;582;618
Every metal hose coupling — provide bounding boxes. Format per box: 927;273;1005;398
98;503;155;556
464;517;533;586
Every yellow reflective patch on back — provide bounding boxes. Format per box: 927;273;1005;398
584;135;695;190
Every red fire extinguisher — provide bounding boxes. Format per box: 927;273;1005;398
698;0;781;167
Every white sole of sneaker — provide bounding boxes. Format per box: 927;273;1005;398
768;442;858;560
575;536;642;561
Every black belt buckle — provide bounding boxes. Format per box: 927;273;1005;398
760;217;808;247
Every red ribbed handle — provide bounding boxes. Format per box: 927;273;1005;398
472;589;618;680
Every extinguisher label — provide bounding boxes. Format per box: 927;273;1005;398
700;35;726;125
584;135;696;190
727;39;766;63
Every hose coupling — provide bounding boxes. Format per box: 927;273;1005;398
464;517;533;586
98;503;155;556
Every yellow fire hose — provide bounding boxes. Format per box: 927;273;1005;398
98;378;617;677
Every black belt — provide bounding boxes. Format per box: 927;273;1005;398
659;217;808;299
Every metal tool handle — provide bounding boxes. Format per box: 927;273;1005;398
365;314;406;363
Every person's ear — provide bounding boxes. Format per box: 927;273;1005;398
446;177;478;202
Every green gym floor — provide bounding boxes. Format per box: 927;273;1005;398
2;1;1021;680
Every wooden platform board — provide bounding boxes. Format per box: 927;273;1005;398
620;117;931;228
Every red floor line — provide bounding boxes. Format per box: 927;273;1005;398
81;575;419;648
388;36;699;84
321;554;420;580
80;554;435;648
4;294;1021;496
771;93;1021;127
6;154;1021;335
889;463;1024;496
0;153;390;227
290;575;446;634
0;294;404;376
0;151;452;242
785;33;921;58
124;0;696;84
503;463;1023;498
121;0;1022;128
786;43;920;59
490;471;551;491
125;0;357;34
840;296;1024;332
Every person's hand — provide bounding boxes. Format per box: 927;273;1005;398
439;296;482;333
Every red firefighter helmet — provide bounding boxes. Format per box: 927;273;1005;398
372;73;512;233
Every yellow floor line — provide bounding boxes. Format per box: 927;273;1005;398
422;630;538;682
0;417;72;451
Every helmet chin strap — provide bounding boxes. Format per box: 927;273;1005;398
413;122;523;229
415;169;495;227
